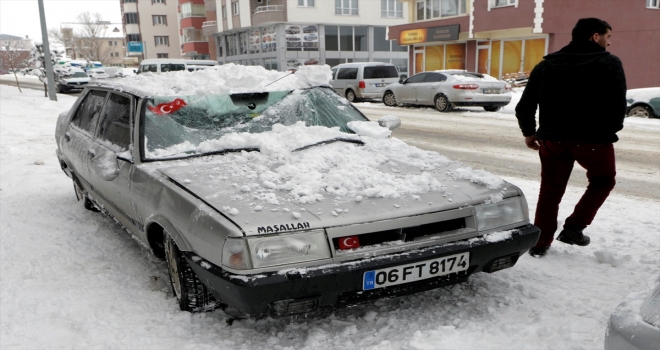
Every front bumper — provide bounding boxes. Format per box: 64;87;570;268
187;224;540;318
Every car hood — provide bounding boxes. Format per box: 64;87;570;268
62;77;91;83
156;138;515;236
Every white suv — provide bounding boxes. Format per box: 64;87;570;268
330;62;401;102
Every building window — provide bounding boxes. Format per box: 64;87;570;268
222;5;227;18
381;0;403;18
155;36;169;46
181;2;206;17
125;12;139;24
153;0;165;3
491;0;516;8
183;28;205;43
417;0;466;20
232;2;239;15
335;0;358;15
124;0;136;3
109;40;114;46
648;0;660;8
127;34;141;42
157;53;169;58
153;15;167;25
298;0;315;6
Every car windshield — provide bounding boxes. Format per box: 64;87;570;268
71;72;88;78
143;87;367;160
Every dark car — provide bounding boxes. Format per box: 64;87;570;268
54;67;540;318
626;88;660;118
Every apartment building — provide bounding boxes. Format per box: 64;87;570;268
121;0;183;62
180;0;212;59
206;0;410;73
387;0;659;89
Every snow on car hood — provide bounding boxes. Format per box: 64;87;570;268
155;122;512;236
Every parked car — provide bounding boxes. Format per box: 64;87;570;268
626;87;660;118
54;67;91;94
604;278;660;350
113;68;138;78
138;59;187;74
54;67;540;318
87;68;110;79
382;70;512;112
330;62;402;102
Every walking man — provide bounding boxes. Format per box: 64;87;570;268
515;18;627;257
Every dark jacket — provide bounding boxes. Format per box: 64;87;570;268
515;40;627;143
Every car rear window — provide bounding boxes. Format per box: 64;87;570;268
363;66;399;79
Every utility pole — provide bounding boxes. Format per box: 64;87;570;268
38;0;57;101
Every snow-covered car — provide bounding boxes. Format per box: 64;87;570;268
55;67;91;93
382;70;512;112
54;65;540;318
626;87;660;118
604;278;660;350
87;68;110;79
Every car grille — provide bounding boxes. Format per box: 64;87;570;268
336;266;476;307
67;82;88;86
332;217;467;250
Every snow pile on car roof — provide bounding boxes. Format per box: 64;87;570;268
99;64;332;96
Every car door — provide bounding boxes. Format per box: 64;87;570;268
416;73;447;104
334;68;358;97
85;92;137;223
60;89;107;193
398;73;427;103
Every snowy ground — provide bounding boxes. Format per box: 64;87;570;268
0;84;658;349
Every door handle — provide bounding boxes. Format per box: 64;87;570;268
88;149;96;159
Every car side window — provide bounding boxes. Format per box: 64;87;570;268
70;90;108;135
96;93;132;152
337;68;358;80
423;73;447;83
141;64;157;73
330;68;337;80
405;73;427;83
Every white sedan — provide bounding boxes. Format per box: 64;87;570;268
87;68;110;79
382;70;512;112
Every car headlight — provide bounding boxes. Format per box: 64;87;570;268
222;230;332;270
475;197;526;232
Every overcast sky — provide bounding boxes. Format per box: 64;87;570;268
0;0;123;42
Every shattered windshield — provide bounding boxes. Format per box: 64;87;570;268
142;87;367;160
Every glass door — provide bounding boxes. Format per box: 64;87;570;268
414;47;425;75
476;42;490;74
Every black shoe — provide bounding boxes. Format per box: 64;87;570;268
556;228;591;246
529;246;549;257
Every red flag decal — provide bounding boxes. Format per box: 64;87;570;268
148;98;187;115
338;235;360;250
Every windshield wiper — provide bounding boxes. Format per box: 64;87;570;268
293;138;364;152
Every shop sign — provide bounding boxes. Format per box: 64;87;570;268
399;24;460;45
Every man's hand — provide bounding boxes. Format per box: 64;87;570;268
525;135;540;150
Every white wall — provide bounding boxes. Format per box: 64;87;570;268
285;0;408;25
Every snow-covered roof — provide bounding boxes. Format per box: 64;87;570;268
94;64;333;97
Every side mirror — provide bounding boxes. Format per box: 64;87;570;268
399;74;408;84
378;115;401;131
91;150;121;181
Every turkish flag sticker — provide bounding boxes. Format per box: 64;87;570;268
338;235;360;250
147;98;187;115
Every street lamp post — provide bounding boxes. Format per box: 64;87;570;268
38;0;57;101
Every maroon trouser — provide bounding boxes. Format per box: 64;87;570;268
533;140;616;248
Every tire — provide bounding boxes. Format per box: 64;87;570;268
345;89;357;103
627;105;653;118
483;105;502;112
382;91;397;107
434;94;451;112
165;234;219;313
73;181;100;212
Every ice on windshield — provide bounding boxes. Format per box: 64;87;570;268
143;87;367;160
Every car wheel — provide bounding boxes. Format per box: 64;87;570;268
383;91;397;106
73;181;99;212
165;234;219;312
346;90;357;103
483;105;502;112
627;105;653;118
434;94;451;112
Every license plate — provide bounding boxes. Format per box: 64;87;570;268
362;252;469;290
375;83;387;87
483;88;500;94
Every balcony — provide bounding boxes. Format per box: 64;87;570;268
204;0;216;11
202;21;218;36
252;5;286;25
